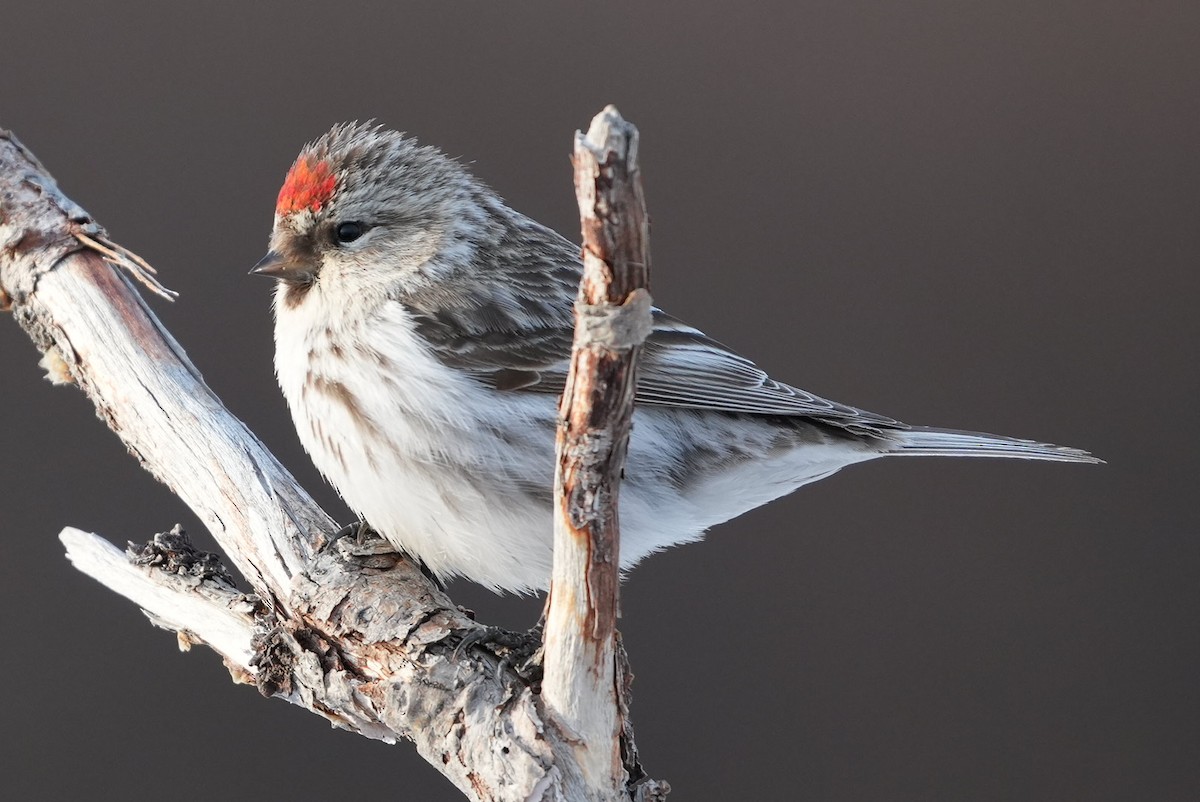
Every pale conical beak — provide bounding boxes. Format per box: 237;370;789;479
249;250;290;278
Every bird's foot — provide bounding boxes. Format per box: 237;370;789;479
329;519;445;591
330;518;377;549
453;624;544;686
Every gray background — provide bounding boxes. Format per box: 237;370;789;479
1;1;1195;799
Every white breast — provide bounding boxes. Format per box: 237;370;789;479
274;285;563;592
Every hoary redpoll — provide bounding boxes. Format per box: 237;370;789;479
253;123;1098;594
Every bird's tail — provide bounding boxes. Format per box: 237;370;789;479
886;426;1102;464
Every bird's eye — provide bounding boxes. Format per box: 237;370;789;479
334;221;365;243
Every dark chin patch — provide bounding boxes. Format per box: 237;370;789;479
281;278;316;309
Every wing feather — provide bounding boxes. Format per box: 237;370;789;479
402;219;902;435
410;304;902;435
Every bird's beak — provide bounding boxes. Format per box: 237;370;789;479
250;250;287;277
249;250;307;280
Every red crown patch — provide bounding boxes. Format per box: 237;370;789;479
276;157;337;216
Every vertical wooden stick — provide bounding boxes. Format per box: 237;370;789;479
542;106;653;799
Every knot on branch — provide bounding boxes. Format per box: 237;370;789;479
573;287;653;350
1;130;106;298
250;624;299;697
128;524;238;588
250;621;353;699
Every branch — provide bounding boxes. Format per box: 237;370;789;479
61;526;259;673
543;106;656;801
0;131;327;607
0;121;666;800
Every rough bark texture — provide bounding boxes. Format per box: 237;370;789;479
543;106;661;802
0;131;328;609
0;118;667;801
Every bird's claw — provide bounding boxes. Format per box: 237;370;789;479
328;520;446;590
332;519;376;548
453;624;545;686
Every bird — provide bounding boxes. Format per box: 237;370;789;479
252;122;1099;595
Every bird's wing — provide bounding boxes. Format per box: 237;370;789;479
630;311;903;433
410;301;904;436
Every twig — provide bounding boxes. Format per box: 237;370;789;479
542;106;660;801
75;230;178;300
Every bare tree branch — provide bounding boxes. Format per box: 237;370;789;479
61;526;259;672
543;106;658;801
0;115;667;800
0;130;328;607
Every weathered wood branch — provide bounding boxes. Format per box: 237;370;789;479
543;106;656;801
0;132;328;607
61;526;259;672
0;115;666;801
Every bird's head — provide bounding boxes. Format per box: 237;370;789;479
253;123;482;305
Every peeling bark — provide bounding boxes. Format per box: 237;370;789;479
543;107;662;802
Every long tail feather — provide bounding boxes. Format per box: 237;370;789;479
888;426;1102;464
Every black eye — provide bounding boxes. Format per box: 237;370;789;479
334;221;365;243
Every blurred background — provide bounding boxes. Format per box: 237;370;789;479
1;1;1196;799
